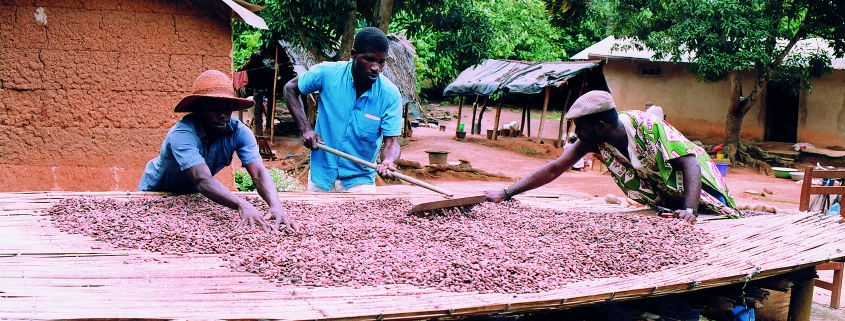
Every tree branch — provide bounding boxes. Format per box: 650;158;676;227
289;8;327;62
742;13;809;115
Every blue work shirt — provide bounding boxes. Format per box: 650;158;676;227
138;114;261;194
298;61;402;191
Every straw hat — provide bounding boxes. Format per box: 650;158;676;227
564;90;616;119
174;70;254;112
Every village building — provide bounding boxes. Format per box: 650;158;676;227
572;36;845;149
0;1;258;191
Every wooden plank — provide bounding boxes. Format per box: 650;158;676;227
408;194;487;213
2;193;845;320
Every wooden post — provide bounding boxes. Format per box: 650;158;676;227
536;87;550;144
493;95;503;140
526;102;531;138
520;98;528;136
787;276;816;321
402;102;409;138
306;94;317;127
270;45;280;143
556;88;573;148
455;96;464;134
470;95;479;134
476;96;489;135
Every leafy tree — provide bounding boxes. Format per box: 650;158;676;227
609;0;844;164
544;0;611;59
393;2;497;88
480;0;566;61
233;30;264;70
232;0;443;63
394;0;570;89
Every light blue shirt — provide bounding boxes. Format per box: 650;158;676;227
298;61;402;191
138;114;261;194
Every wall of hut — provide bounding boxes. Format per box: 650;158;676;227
601;60;845;147
0;1;235;191
800;69;845;147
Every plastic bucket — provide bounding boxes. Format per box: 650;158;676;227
716;163;728;177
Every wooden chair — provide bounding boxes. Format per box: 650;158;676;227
255;136;277;161
799;166;845;309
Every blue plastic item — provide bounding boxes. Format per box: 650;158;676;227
716;163;729;177
829;202;841;216
730;306;755;321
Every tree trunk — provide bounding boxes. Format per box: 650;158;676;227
723;71;745;162
723;111;744;162
376;0;395;34
338;5;357;61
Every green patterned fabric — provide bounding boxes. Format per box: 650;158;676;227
597;111;739;218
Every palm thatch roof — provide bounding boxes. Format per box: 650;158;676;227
277;33;421;113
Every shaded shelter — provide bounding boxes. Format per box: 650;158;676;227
237;33;421;141
442;59;609;146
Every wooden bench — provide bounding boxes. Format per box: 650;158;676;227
256;136;277;161
798;166;844;308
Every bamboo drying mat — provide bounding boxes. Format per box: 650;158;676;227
2;191;843;320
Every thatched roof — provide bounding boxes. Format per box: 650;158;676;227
277;33;421;112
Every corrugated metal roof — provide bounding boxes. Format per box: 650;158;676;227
573;36;845;70
442;59;603;97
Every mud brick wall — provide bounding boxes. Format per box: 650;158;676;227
0;0;236;191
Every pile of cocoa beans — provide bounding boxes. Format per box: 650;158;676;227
49;196;710;294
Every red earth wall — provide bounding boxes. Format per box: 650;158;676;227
0;0;236;191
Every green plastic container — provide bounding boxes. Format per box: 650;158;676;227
771;167;797;179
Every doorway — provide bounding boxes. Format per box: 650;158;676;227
764;81;799;142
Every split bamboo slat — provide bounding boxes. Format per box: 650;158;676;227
1;192;843;320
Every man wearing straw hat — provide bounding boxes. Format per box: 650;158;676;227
139;70;298;232
283;27;402;193
486;90;738;223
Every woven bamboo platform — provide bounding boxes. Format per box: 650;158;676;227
2;191;843;320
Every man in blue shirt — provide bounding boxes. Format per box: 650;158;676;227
139;70;298;232
283;27;402;192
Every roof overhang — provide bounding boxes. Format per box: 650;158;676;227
222;0;268;30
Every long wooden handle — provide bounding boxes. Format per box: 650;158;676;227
315;143;454;197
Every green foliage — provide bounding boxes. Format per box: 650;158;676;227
771;45;834;95
232;0;447;63
232;0;609;94
233;29;264;71
478;0;566;61
394;0;572;89
394;2;496;88
544;0;612;59
234;167;304;192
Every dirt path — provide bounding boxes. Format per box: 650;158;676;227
400;105;804;212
